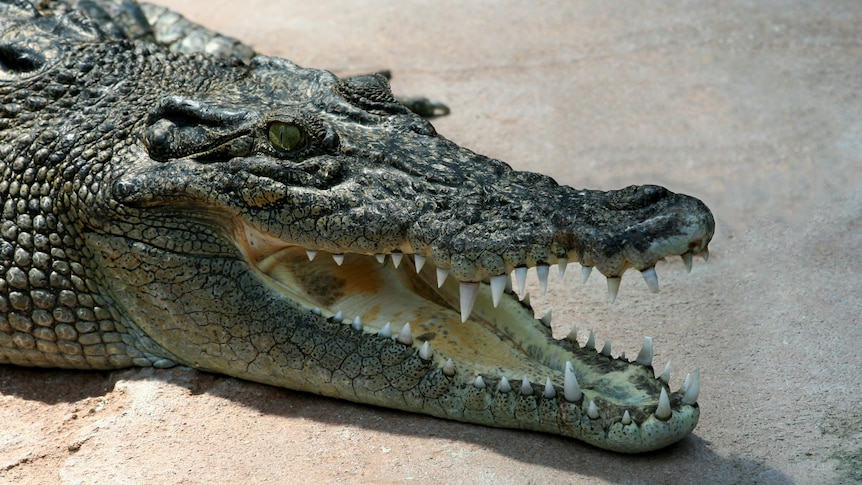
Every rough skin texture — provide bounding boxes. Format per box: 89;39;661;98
0;0;714;452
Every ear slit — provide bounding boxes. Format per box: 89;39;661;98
0;44;44;74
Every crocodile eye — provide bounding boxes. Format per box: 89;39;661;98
268;121;306;152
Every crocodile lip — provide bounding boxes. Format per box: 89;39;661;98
236;221;702;452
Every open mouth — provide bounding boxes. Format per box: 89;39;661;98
238;221;701;451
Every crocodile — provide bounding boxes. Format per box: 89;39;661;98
0;0;714;452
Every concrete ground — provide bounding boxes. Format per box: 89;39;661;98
1;1;860;483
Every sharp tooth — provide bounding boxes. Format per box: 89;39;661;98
375;253;386;264
514;267;528;295
585;330;596;350
419;341;432;360
587;400;600;419
681;373;692;394
498;376;511;393
635;336;654;366
378;322;392;338
311;307;321;315
682;368;701;405
351;316;362;331
490;275;507;307
600;339;612;356
332;311;343;323
473;376;486;389
459;282;480;322
607;276;621;303
641;267;659;293
442;358;455;376
536;265;549;295
391;252;403;268
520;377;533;396
581;265;592;283
397;322;413;345
436;267;449;288
682;252;693;272
414;254;426;272
557;257;568;278
543;377;556;399
700;248;710;262
621;410;632;425
660;361;671;384
332;254;344;266
564;361;582;402
306;249;317;261
540;309;553;328
655;388;672;420
522;293;531;307
505;273;513;293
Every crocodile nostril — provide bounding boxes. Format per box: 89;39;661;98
607;184;670;210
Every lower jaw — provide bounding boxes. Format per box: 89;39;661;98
252;247;697;414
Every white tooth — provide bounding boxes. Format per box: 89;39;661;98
642;267;659;293
543;377;556;399
419;341;432;360
537;265;549;295
621;410;632;425
656;388;672;420
522;293;531;307
311;307;321;315
397;322;413;345
635;336;654;366
498;376;511;393
660;361;671;384
473;376;486;389
682;368;701;405
436;267;449;288
607;276;621;303
459;282;480;322
391;252;403;268
378;322;392;338
375;253;386;264
442;358;455;376
514;267;528;295
540;309;553;328
332;311;343;323
520;377;533;396
681;373;692;394
351;316;362;331
414;255;426;273
333;254;345;266
581;265;592;283
306;249;317;261
566;326;578;344
700;248;710;262
587;400;600;419
490;275;507;308
585;330;596;350
682;252;693;273
600;339;612;356
564;361;582;402
557;257;568;278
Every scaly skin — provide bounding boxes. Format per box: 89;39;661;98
0;1;714;452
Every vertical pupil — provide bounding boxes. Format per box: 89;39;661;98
269;122;303;150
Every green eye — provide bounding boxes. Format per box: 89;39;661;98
268;122;306;152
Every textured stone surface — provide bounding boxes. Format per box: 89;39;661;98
1;0;860;483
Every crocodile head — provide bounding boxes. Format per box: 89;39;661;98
0;5;713;452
